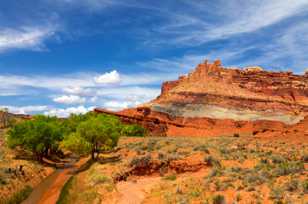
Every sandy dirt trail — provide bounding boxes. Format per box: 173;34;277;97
22;157;89;204
115;177;160;204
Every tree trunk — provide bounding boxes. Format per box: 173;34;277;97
91;149;95;160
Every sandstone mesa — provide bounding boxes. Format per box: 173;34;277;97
95;60;308;137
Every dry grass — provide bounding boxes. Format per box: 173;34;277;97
55;135;308;204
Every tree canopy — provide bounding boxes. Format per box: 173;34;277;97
7;112;146;161
7;115;63;161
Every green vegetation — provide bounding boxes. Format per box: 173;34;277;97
121;124;146;137
163;174;177;181
56;176;74;204
62;114;122;159
4;185;33;204
212;194;226;204
7;115;63;161
7;112;145;161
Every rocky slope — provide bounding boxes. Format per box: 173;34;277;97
95;60;308;136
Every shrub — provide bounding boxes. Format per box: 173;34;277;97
121;124;146;137
90;174;111;186
193;145;210;153
235;193;241;202
302;180;308;193
0;176;7;185
146;139;158;151
273;161;304;177
207;167;223;178
204;155;221;168
130;155;152;168
233;133;240;137
163;174;176;181
284;178;299;192
301;153;308;162
271;155;286;164
269;187;283;200
212;194;226;204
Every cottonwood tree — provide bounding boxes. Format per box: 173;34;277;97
62;114;121;160
7;115;63;161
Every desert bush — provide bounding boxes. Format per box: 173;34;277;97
269;187;284;200
284;178;299;192
212;194;226;204
243;169;268;186
219;147;230;155
235;193;241;202
271;154;286;164
193;145;210;153
0;175;7;185
146;139;158;151
204;155;221;168
230;166;242;173
301;153;308;162
273;161;304;177
90;174;111;186
214;180;233;191
233;133;240;137
302;180;308;193
207;167;223;178
130;155;152;168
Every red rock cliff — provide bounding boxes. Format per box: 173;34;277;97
95;60;308;137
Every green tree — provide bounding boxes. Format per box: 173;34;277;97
62;114;121;160
121;124;146;137
7;115;63;161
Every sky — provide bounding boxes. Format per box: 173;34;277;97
1;0;308;117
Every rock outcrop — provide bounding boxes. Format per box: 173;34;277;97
0;111;31;128
95;60;308;137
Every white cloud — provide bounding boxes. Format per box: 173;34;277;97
0;26;56;52
53;95;86;104
0;104;93;118
234;21;308;73
150;0;308;46
94;70;121;84
0;70;164;99
44;106;94;117
103;100;140;111
0;105;49;115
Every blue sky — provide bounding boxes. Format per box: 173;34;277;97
1;0;308;116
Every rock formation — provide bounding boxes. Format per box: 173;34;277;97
0;110;31;128
95;60;308;137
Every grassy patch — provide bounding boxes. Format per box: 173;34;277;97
163;174;177;181
4;185;33;204
56;176;74;204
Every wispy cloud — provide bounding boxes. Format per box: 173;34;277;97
0;26;56;52
151;0;308;46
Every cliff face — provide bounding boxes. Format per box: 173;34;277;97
150;60;308;125
95;60;308;137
